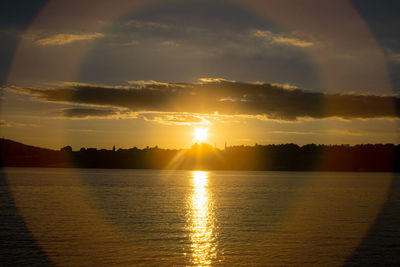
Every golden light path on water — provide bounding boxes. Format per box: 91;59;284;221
188;171;216;266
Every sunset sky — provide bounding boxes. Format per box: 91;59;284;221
1;0;400;149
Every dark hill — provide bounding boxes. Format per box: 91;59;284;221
0;138;69;167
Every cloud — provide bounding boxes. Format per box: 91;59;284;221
199;78;235;83
271;36;313;48
0;120;25;127
387;49;400;63
35;33;104;46
251;29;313;48
122;19;170;30
139;113;209;125
0;120;11;127
6;79;400;121
62;108;117;118
159;40;180;47
127;80;171;88
270;82;299;90
122;40;139;46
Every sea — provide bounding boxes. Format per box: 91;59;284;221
1;168;399;266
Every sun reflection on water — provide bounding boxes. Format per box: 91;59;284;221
189;171;216;266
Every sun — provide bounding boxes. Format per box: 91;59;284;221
194;127;208;142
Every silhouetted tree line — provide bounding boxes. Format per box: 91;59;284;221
1;138;399;172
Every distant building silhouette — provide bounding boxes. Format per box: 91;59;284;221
60;146;72;153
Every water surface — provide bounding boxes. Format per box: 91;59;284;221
1;168;398;266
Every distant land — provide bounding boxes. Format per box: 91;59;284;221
1;138;399;172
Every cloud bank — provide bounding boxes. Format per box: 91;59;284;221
35;33;104;46
6;79;400;121
62;108;117;118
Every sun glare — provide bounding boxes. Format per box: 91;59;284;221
194;128;208;142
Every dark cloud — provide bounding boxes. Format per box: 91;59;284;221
351;0;400;42
351;0;400;91
8;79;400;121
0;0;47;85
0;0;46;29
78;1;316;88
62;108;117;118
125;1;271;33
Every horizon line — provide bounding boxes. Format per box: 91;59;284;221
1;137;400;152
